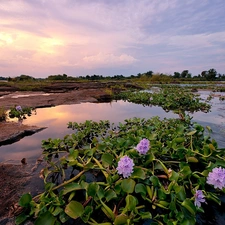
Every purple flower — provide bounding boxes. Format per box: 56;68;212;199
116;155;134;178
16;105;22;111
135;138;150;155
207;167;225;190
194;190;206;208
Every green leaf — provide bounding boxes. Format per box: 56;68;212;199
138;211;152;220
65;201;84;219
15;212;29;225
131;167;146;179
187;157;198;163
150;176;161;187
187;130;197;136
169;171;179;182
101;153;114;166
135;183;147;196
81;206;93;223
173;137;185;143
52;206;63;216
207;192;221;205
87;182;99;197
181;199;196;215
34;211;56;225
124;194;137;211
105;189;117;202
121;179;136;193
114;214;129;225
180;218;196;225
62;183;82;195
19;193;32;207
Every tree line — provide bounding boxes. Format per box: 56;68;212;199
1;68;225;82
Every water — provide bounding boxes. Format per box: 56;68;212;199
0;91;225;164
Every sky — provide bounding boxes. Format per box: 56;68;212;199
0;0;225;78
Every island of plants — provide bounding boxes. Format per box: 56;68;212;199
15;88;225;225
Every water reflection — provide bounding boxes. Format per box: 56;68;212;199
0;95;225;164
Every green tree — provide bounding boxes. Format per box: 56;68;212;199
180;70;189;78
173;72;180;78
145;70;153;77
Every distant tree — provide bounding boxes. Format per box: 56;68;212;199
207;68;217;80
201;69;217;80
173;72;180;78
15;74;35;81
145;70;153;77
187;73;192;78
201;71;208;78
137;73;142;78
180;70;189;78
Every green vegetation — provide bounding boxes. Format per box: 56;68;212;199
9;106;35;120
115;88;211;116
16;117;225;225
15;86;225;225
1;67;225;84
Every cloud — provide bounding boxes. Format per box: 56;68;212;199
0;0;224;77
83;52;137;68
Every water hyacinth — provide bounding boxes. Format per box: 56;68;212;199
194;190;206;208
16;105;22;111
116;155;134;178
207;167;225;190
135;138;150;155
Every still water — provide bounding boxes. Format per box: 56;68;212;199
0;91;225;164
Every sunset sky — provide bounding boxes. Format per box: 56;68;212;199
0;0;225;78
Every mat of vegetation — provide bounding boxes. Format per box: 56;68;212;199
14;113;225;225
7;86;224;225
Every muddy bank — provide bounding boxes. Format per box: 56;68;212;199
0;88;112;110
0;122;46;147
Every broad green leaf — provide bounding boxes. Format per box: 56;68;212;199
101;153;114;166
34;211;56;225
169;170;179;182
15;212;29;225
65;201;84;219
19;193;32;207
150;176;161;187
114;214;129;225
105;189;117;202
87;182;99;197
131;167;146;179
181;199;196;215
124;194;137;211
62;183;82;195
121;179;136;193
135;183;147;196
